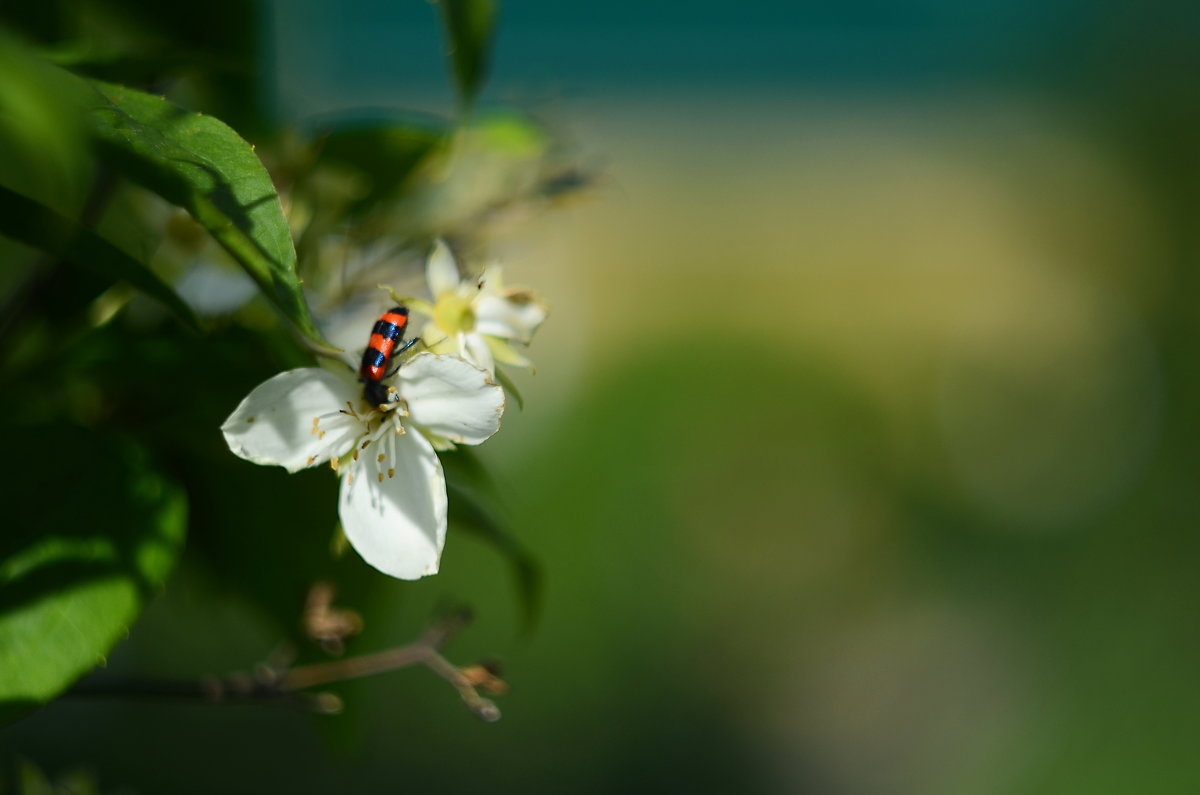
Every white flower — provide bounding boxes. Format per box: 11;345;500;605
143;202;258;317
415;241;548;374
220;354;504;580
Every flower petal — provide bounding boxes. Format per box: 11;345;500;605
426;239;461;298
474;289;548;343
484;335;533;369
176;260;258;316
221;368;362;473
462;332;496;374
339;429;446;579
397;353;504;445
476;263;507;295
419;320;460;354
319;296;388;371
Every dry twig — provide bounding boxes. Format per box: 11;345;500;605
67;608;503;722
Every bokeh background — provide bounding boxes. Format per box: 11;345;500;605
5;1;1200;793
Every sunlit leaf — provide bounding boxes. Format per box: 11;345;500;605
435;0;497;109
0;430;187;723
84;81;334;351
0;184;199;330
0;32;91;213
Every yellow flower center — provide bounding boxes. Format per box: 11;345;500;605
434;293;476;334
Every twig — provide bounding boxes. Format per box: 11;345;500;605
65;608;502;721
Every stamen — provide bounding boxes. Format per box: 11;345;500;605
306;456;316;466
352;449;359;461
330;457;340;471
388;421;399;478
362;414;396;447
377;472;384;482
377;453;385;463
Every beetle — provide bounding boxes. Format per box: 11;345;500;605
359;306;419;408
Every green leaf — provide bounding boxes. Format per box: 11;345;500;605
0;183;199;330
84;80;334;351
494;366;524;410
443;451;541;634
435;0;497;109
311;118;448;212
0;430;187;723
0;32;92;214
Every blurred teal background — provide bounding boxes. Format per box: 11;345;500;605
5;1;1200;793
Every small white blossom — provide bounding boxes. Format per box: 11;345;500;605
220;354;504;579
144;203;258;316
415;241;548;374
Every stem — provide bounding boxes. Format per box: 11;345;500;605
65;609;500;720
282;644;431;691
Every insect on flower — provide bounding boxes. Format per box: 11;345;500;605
221;351;505;579
359;306;419;408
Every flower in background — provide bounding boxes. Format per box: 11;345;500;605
136;201;259;317
413;240;548;375
221;354;504;579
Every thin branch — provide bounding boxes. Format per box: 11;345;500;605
282;642;430;691
65;608;502;721
423;650;502;722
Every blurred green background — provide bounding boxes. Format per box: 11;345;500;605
4;1;1200;793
